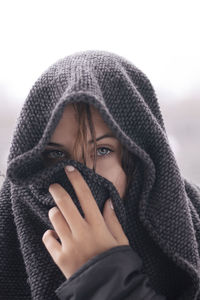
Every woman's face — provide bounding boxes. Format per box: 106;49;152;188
43;103;127;199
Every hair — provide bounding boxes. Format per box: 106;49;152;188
71;102;138;193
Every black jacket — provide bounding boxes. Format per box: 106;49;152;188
55;245;166;300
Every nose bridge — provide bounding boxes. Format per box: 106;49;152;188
71;142;83;161
72;143;94;170
72;142;86;163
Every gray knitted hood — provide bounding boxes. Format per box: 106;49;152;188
1;50;200;299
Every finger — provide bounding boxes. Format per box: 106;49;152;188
42;229;62;261
103;199;129;245
65;165;104;225
48;206;72;243
48;183;86;233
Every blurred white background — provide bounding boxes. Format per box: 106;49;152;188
0;0;200;187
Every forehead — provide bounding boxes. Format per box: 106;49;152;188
50;103;119;146
62;103;111;130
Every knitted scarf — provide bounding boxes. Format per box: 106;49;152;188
1;50;200;300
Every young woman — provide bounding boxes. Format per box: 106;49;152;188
1;50;200;300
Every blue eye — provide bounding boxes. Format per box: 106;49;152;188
42;146;114;163
96;147;113;158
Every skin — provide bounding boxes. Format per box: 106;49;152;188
42;103;130;280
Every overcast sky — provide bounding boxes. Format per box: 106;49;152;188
0;0;200;107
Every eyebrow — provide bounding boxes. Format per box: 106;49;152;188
47;133;117;148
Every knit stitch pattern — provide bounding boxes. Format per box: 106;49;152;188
1;50;200;299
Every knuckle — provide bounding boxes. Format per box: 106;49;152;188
63;241;76;256
57;194;68;205
66;241;75;253
77;222;90;237
81;183;91;194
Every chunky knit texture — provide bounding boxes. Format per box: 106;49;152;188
1;50;200;299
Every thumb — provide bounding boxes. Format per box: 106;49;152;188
103;199;129;245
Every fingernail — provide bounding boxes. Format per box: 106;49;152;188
49;206;59;215
65;165;75;172
109;199;114;210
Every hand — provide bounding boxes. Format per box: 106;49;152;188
42;165;129;280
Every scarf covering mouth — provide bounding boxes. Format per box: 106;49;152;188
1;49;200;300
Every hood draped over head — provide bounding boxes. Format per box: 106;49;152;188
1;50;200;300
